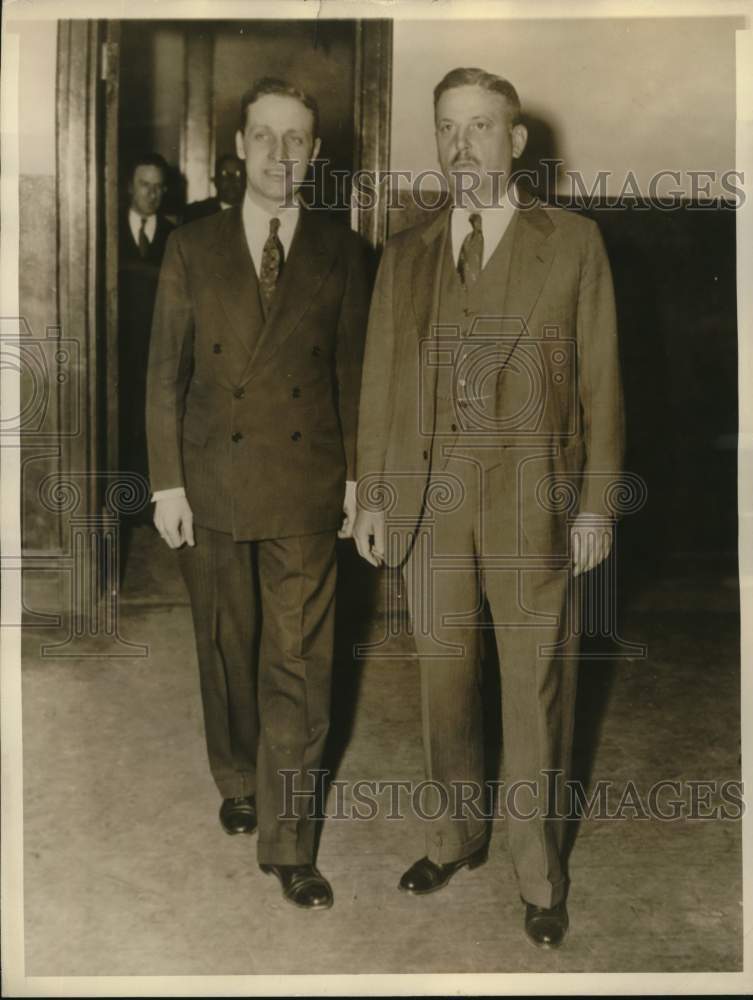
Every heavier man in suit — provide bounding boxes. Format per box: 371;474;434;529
119;153;174;489
147;78;371;909
182;153;245;223
354;67;624;948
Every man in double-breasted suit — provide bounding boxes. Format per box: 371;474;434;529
147;77;371;910
354;67;624;947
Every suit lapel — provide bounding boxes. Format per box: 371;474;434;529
411;207;451;339
209;206;264;363
240;207;337;384
504;201;556;340
409;209;452;454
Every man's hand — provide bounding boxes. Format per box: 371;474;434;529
353;509;385;567
154;495;195;549
338;480;357;539
571;512;613;576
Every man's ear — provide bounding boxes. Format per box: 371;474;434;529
511;123;528;160
311;137;322;161
235;129;246;160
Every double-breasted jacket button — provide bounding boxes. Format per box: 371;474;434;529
292;386;301;398
231;431;243;443
213;343;222;354
450;423;458;433
312;346;321;357
291;431;302;442
423;450;429;461
233;387;245;399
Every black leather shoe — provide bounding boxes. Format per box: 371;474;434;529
259;863;333;910
219;796;257;835
524;900;569;949
398;846;487;895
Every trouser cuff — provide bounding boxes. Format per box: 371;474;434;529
426;827;488;865
519;877;568;910
214;771;256;799
257;841;314;866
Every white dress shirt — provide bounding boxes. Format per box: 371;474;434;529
128;208;157;247
242;191;300;275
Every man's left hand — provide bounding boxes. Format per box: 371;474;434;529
571;512;614;576
338;480;357;539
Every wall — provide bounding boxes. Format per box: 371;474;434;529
12;20;61;553
391;16;741;197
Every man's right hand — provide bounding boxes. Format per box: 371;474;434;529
154;495;195;549
353;509;385;567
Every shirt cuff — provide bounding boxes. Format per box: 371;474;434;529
152;487;186;502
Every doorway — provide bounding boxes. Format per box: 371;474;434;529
62;17;392;596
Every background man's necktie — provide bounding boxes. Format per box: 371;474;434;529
457;212;484;287
259;216;284;311
138;216;150;259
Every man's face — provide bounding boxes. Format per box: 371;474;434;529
435;84;527;207
235;93;321;209
129;164;165;217
214;155;245;206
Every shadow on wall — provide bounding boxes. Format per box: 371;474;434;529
517;111;564;199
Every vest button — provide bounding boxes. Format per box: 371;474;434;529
213;343;222;354
423;450;429;461
292;386;301;398
451;424;458;432
231;431;243;443
291;430;302;442
233;387;245;399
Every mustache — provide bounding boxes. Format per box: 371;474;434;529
451;153;480;167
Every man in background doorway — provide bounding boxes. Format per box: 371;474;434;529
147;78;371;910
182;152;245;223
119;152;174;500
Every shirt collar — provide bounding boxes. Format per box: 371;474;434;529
129;207;156;222
452;181;518;224
242;190;300;232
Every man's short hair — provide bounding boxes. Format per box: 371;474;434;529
214;152;242;175
238;77;320;139
433;67;522;126
128;152;168;183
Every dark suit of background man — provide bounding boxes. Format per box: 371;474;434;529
119;153;173;491
355;67;624;949
182;153;245;223
147;78;371;910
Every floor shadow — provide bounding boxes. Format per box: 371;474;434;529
322;539;381;779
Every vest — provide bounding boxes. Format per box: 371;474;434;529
432;212;519;466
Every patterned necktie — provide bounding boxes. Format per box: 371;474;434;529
457;212;483;287
259;216;284;311
138;216;150;259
